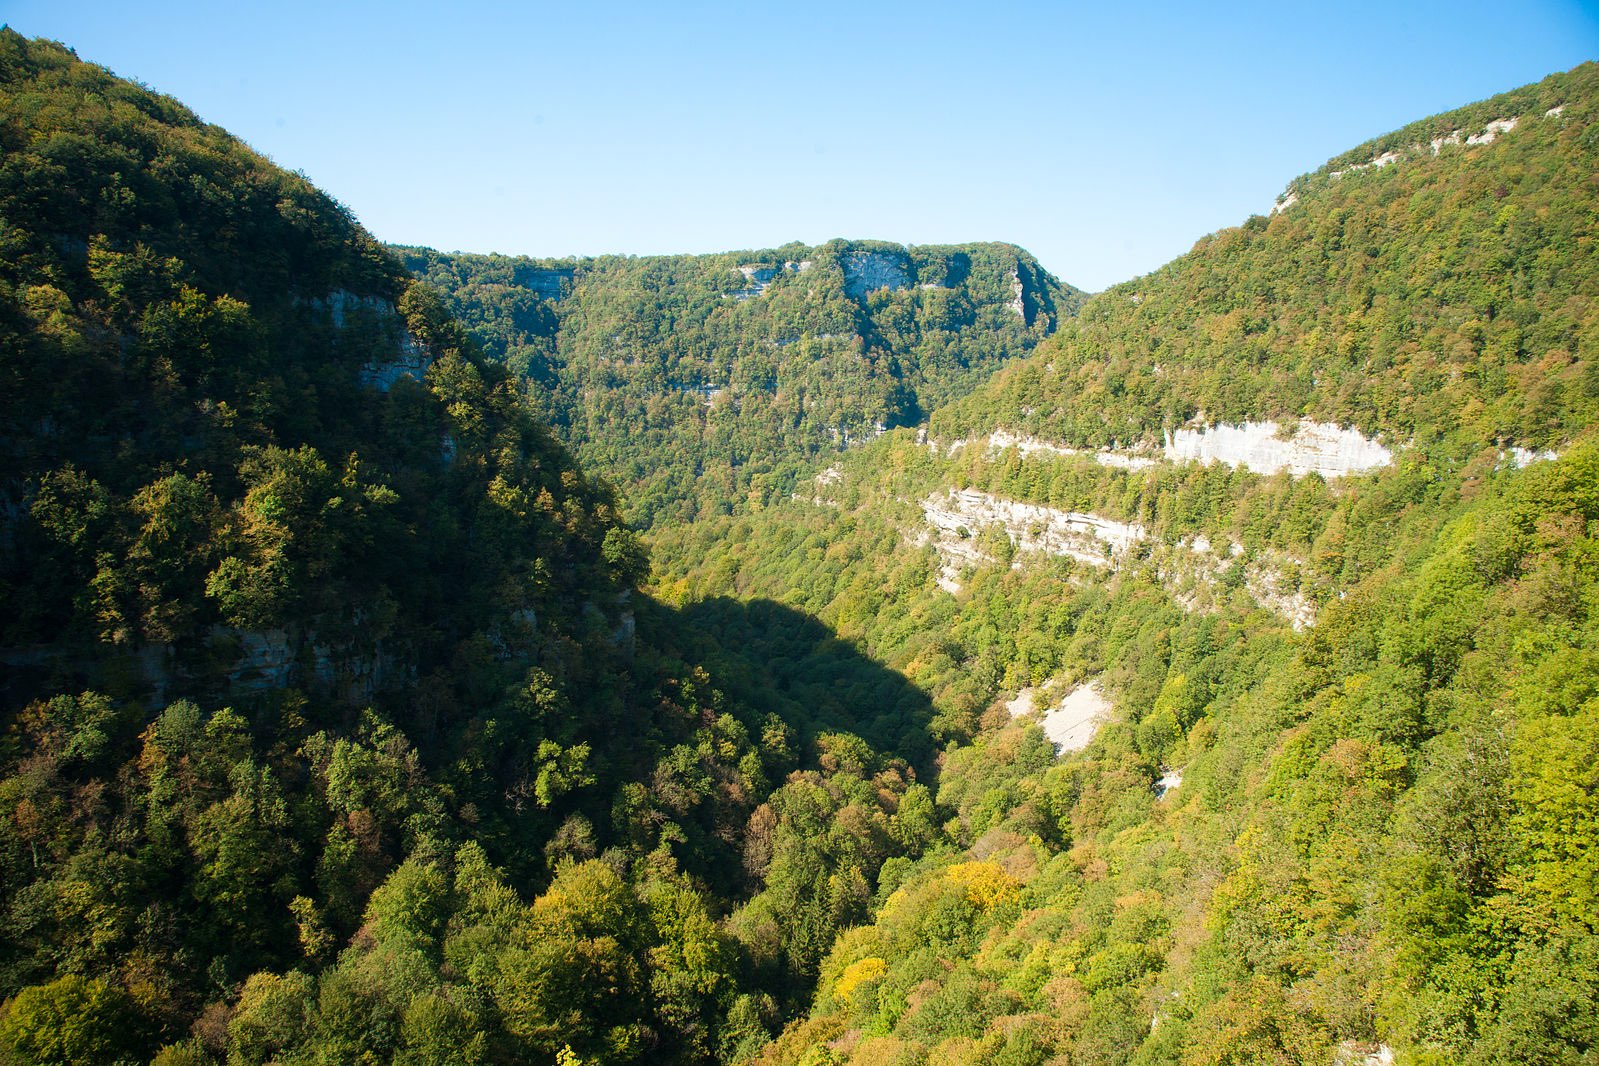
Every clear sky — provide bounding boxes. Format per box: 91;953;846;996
5;1;1596;290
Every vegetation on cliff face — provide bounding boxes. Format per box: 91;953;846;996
2;26;1597;1066
401;240;1080;528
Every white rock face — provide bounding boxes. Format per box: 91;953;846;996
1162;536;1316;630
842;250;911;298
1334;1042;1394;1066
1468;117;1518;144
1164;420;1392;478
919;488;1147;592
1507;446;1560;468
1097;452;1159;471
1547;105;1565;118
1010;681;1111;753
989;429;1077;460
1005;688;1039;719
1008;268;1026;318
728;260;810;300
1271;191;1298;214
728;265;779;300
1155;768;1183;798
793;465;844;507
987;430;1159;471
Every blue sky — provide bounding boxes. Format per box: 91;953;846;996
5;1;1596;290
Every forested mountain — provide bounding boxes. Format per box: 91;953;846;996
400;241;1080;527
0;32;949;1065
3;23;1598;1066
933;70;1596;460
644;62;1599;1064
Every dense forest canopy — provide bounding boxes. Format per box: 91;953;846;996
1;24;1598;1066
0;31;953;1065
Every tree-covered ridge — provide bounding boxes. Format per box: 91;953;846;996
638;61;1599;1065
0;30;643;664
0;31;948;1064
935;61;1599;461
401;240;1082;527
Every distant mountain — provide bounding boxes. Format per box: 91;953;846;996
400;240;1083;527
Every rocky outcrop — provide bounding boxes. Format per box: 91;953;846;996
1164;420;1392;478
727;260;808;299
1334;1043;1394;1066
842;250;912;299
917;488;1147;592
306;290;434;392
988;430;1159;471
1277;110;1540;213
359;343;432;391
1507;445;1560;468
1159;535;1317;630
792;465;844;507
1328;117;1522;178
309;289;389;328
985;422;1391;479
219;626;392;703
1007;680;1110;753
513;265;575;300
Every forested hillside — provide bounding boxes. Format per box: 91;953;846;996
401;241;1079;527
0;32;949;1065
645;62;1599;1064
936;67;1596;458
3;23;1598;1066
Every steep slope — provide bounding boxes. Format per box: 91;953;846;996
402;240;1082;527
0;44;634;696
936;66;1595;460
649;62;1599;1065
0;33;944;1065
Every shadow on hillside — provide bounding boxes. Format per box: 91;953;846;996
640;596;939;769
